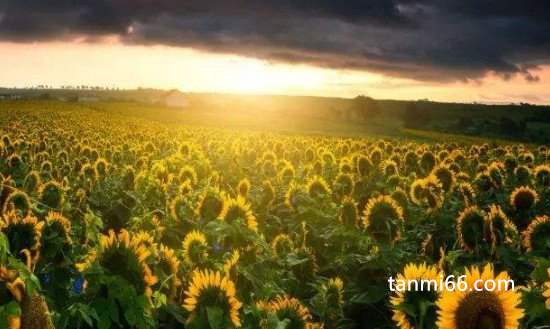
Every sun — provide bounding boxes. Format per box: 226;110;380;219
223;59;324;94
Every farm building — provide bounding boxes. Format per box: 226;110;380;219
153;89;189;108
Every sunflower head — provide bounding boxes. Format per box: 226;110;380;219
420;151;436;173
436;264;523;329
39;181;65;209
261;179;275;208
391;263;442;329
339;197;358;227
510;186;538;211
534;164;550;187
523;215;550;257
333;173;354;197
2;191;32;217
76;229;157;297
182;230;209;267
270;234;295;260
265;296;316;329
285;181;307;211
290;247;318;282
237;178;250;198
170;195;194;222
23;171;40;193
485;205;517;250
356;156;371;176
183;269;242;327
155;244;181;300
361;195;404;244
322;277;344;310
306;176;332;199
382;160;399;176
457;206;485;252
196;187;225;221
39;212;72;265
121;165;136;190
453;182;476;206
514;165;532;186
432;165;454;192
218;196;258;231
0;212;44;267
543;268;550;311
178;179;193;196
223;250;240;278
179;165;198;186
278;164;296;183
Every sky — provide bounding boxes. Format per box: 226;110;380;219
1;1;550;104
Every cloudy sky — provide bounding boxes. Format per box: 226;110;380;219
1;1;550;103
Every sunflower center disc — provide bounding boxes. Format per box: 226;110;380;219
455;291;505;329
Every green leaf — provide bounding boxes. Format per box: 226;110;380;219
531;257;550;283
4;301;21;318
206;306;224;329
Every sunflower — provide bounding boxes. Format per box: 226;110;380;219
523;215;550;257
133;230;157;250
339;196;358;227
270;234;295;260
39;181;65;209
356;156;371;176
514;165;531;186
285;181;307;211
182;230;209;266
453;182;476;206
290;247;318;282
0;211;44;267
432;165;454;192
391;263;442;329
305;176;332;198
223;250;240;278
436;264;523;329
333;173;354;197
361;195;404;244
196;187;225;221
543;268;550;310
155;244;181;300
409;175;443;212
179;165;198;186
534;164;550;187
322;277;344;310
485;205;517;250
76;229;157;297
43;211;72;245
183;269;242;327
261;179;275;208
39;211;72;265
170;195;193;222
178;179;193;196
265;296;317;329
510;186;538;211
0;265;25;303
218;196;258;231
2;190;32;218
456;206;485;252
237;178;250;198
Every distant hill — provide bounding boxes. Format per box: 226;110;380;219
2;87;550;143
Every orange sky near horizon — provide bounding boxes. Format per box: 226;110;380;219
2;41;550;105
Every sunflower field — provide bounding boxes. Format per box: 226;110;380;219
1;101;550;329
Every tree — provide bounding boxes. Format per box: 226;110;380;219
349;95;380;123
403;102;431;128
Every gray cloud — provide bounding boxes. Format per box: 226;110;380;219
1;1;550;82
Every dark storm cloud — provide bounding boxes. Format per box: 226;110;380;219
1;0;550;81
